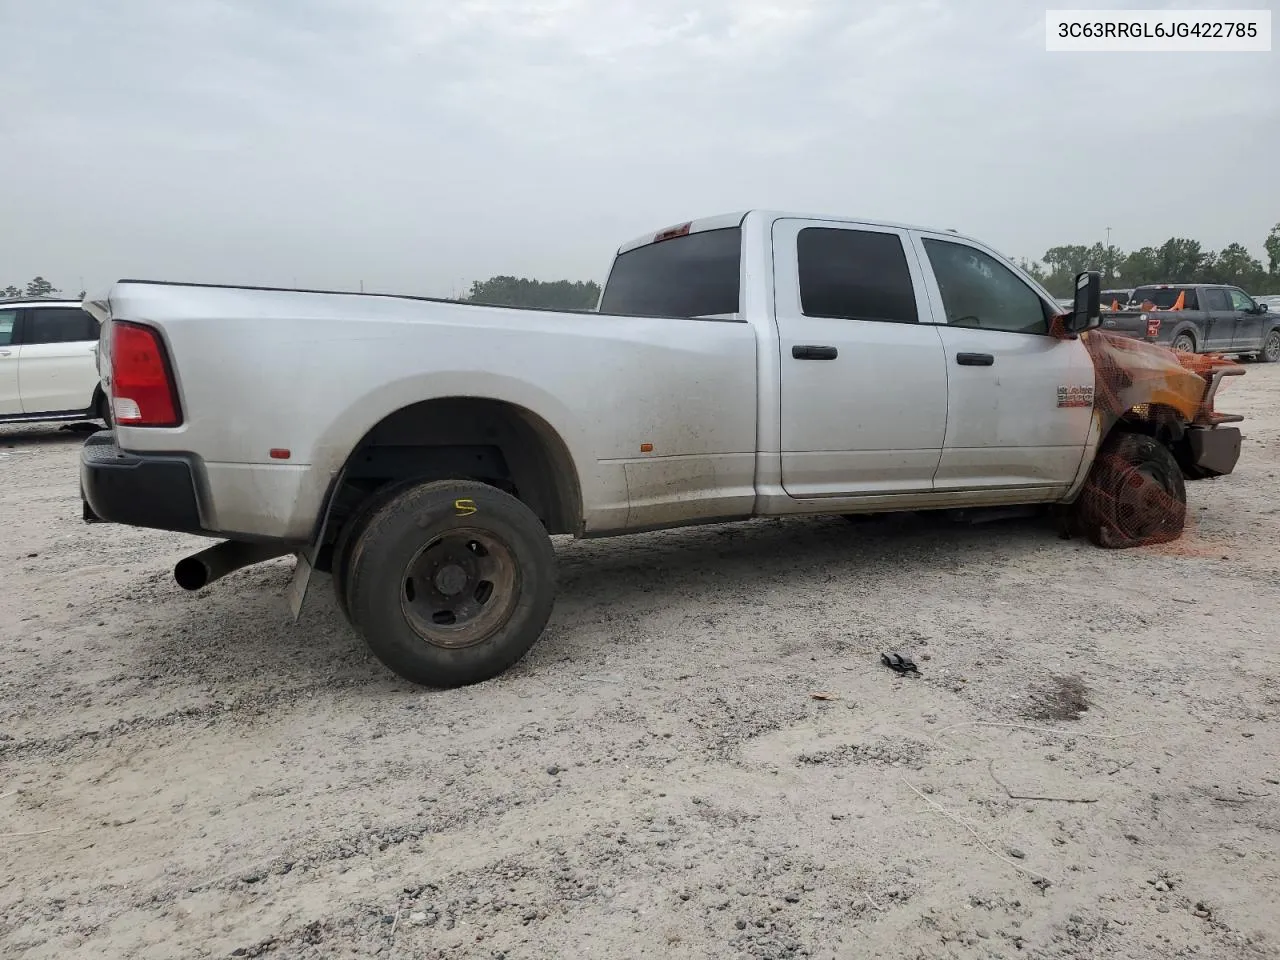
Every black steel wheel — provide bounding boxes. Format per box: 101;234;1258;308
345;479;556;687
398;528;519;648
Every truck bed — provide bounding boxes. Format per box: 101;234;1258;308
88;280;762;540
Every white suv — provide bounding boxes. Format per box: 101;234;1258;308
0;298;107;425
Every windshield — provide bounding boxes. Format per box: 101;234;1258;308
599;226;741;317
1131;286;1193;310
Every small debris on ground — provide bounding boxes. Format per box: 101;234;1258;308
881;652;920;676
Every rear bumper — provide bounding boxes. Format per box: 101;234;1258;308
1185;426;1241;478
80;430;206;534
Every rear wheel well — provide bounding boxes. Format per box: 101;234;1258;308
315;398;581;572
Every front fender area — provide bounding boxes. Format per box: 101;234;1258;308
1078;331;1245;485
1082;330;1242;433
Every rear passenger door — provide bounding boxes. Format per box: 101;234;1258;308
1200;288;1236;351
17;307;101;414
772;219;949;498
910;231;1094;496
0;309;21;415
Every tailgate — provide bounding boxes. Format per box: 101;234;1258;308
1100;310;1152;339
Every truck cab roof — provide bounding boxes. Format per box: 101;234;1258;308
1135;283;1237;290
616;210;977;255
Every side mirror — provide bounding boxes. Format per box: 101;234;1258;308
1064;271;1102;334
1258;302;1269;313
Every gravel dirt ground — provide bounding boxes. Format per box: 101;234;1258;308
2;366;1279;960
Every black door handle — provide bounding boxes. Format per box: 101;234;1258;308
956;352;994;366
792;345;838;360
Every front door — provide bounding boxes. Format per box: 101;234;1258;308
910;232;1094;496
1200;288;1237;352
17;307;100;414
772;219;948;498
1227;287;1264;352
0;309;21;415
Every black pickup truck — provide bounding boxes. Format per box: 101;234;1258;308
1101;283;1280;362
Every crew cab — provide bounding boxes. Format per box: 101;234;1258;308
79;211;1245;688
0;298;109;425
1101;283;1280;362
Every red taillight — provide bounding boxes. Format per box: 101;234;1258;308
109;322;182;427
1146;316;1161;338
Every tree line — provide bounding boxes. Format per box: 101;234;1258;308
463;276;601;310
1020;221;1280;298
1;277;67;299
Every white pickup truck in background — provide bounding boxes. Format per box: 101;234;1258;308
80;210;1244;688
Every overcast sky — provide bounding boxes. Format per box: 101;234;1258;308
2;0;1277;297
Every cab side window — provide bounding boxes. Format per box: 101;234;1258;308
0;309;16;346
26;308;96;344
797;228;919;324
1228;288;1255;312
1203;289;1232;311
922;238;1051;335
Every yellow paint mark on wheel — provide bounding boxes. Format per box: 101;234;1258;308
454;498;477;517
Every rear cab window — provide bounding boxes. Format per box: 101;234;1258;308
1132;286;1200;310
599;227;741;318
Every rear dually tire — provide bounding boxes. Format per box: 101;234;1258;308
344;479;557;688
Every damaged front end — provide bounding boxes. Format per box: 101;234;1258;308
1083;331;1244;480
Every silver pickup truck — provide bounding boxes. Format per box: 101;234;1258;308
80;210;1245;687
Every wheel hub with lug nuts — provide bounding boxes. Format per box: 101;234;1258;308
399;528;519;649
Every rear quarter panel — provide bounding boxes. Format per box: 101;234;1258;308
104;284;758;539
